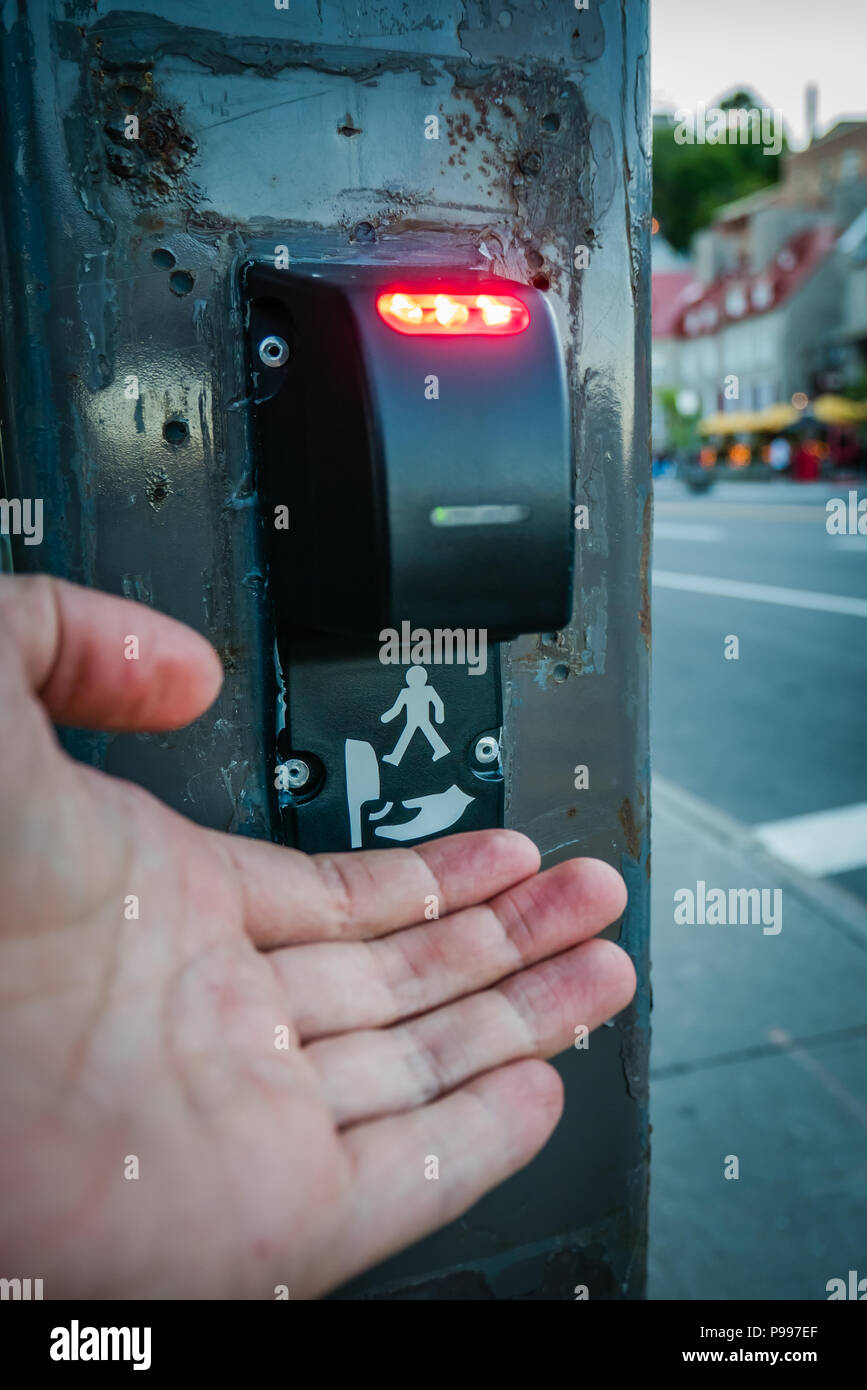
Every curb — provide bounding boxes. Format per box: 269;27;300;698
653;774;867;951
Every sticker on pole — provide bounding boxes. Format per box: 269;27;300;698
345;668;474;846
281;643;503;854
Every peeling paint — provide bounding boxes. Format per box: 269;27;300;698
639;489;652;650
619;795;642;862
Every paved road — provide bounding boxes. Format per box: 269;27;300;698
652;477;867;901
649;475;867;1300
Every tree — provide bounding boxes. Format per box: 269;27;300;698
657;386;701;452
653;92;786;252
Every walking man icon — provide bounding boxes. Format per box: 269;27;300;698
381;667;450;766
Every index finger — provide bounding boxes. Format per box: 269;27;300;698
217;827;542;947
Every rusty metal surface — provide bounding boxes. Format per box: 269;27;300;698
0;0;650;1298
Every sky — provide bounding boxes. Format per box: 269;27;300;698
651;0;867;148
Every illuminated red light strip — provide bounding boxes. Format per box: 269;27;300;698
376;291;530;336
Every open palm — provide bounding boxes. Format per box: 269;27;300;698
0;576;635;1298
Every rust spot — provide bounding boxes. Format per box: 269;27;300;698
639;491;652;651
619;797;641;861
217;645;241;673
100;70;196;196
145;469;171;511
140;108;196;171
186;208;236;233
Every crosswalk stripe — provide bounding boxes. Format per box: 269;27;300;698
653;570;867;618
754;803;867;877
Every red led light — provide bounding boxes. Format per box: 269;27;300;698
376;290;530;336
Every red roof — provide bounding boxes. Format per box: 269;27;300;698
670;224;837;339
652;271;696;338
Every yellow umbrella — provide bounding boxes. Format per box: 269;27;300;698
752;403;799;432
812;395;867;425
698;411;759;436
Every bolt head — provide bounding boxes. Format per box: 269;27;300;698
258;335;290;368
474;736;500;765
284;758;310;788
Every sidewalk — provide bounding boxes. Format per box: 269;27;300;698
649;776;867;1300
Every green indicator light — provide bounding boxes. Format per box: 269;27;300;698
430;504;530;527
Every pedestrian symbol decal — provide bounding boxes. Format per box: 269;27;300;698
381;667;449;765
344;667;474;847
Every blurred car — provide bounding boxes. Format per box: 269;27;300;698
676;445;718;491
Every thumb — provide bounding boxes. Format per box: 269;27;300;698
0;574;223;731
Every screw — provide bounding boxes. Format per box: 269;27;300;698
283;758;310;789
474;735;500;765
258;335;290;368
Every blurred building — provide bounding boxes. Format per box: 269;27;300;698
834;204;867;389
651;233;692;450
653;114;867;441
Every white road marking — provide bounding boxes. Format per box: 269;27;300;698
754;803;867;877
655;502;826;522
653;570;867;618
654;775;867;947
769;1028;867;1128
654;522;725;542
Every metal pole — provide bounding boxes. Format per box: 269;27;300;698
0;0;650;1299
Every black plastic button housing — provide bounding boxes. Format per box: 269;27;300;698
246;263;574;640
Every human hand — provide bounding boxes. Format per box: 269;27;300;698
0;576;635;1298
